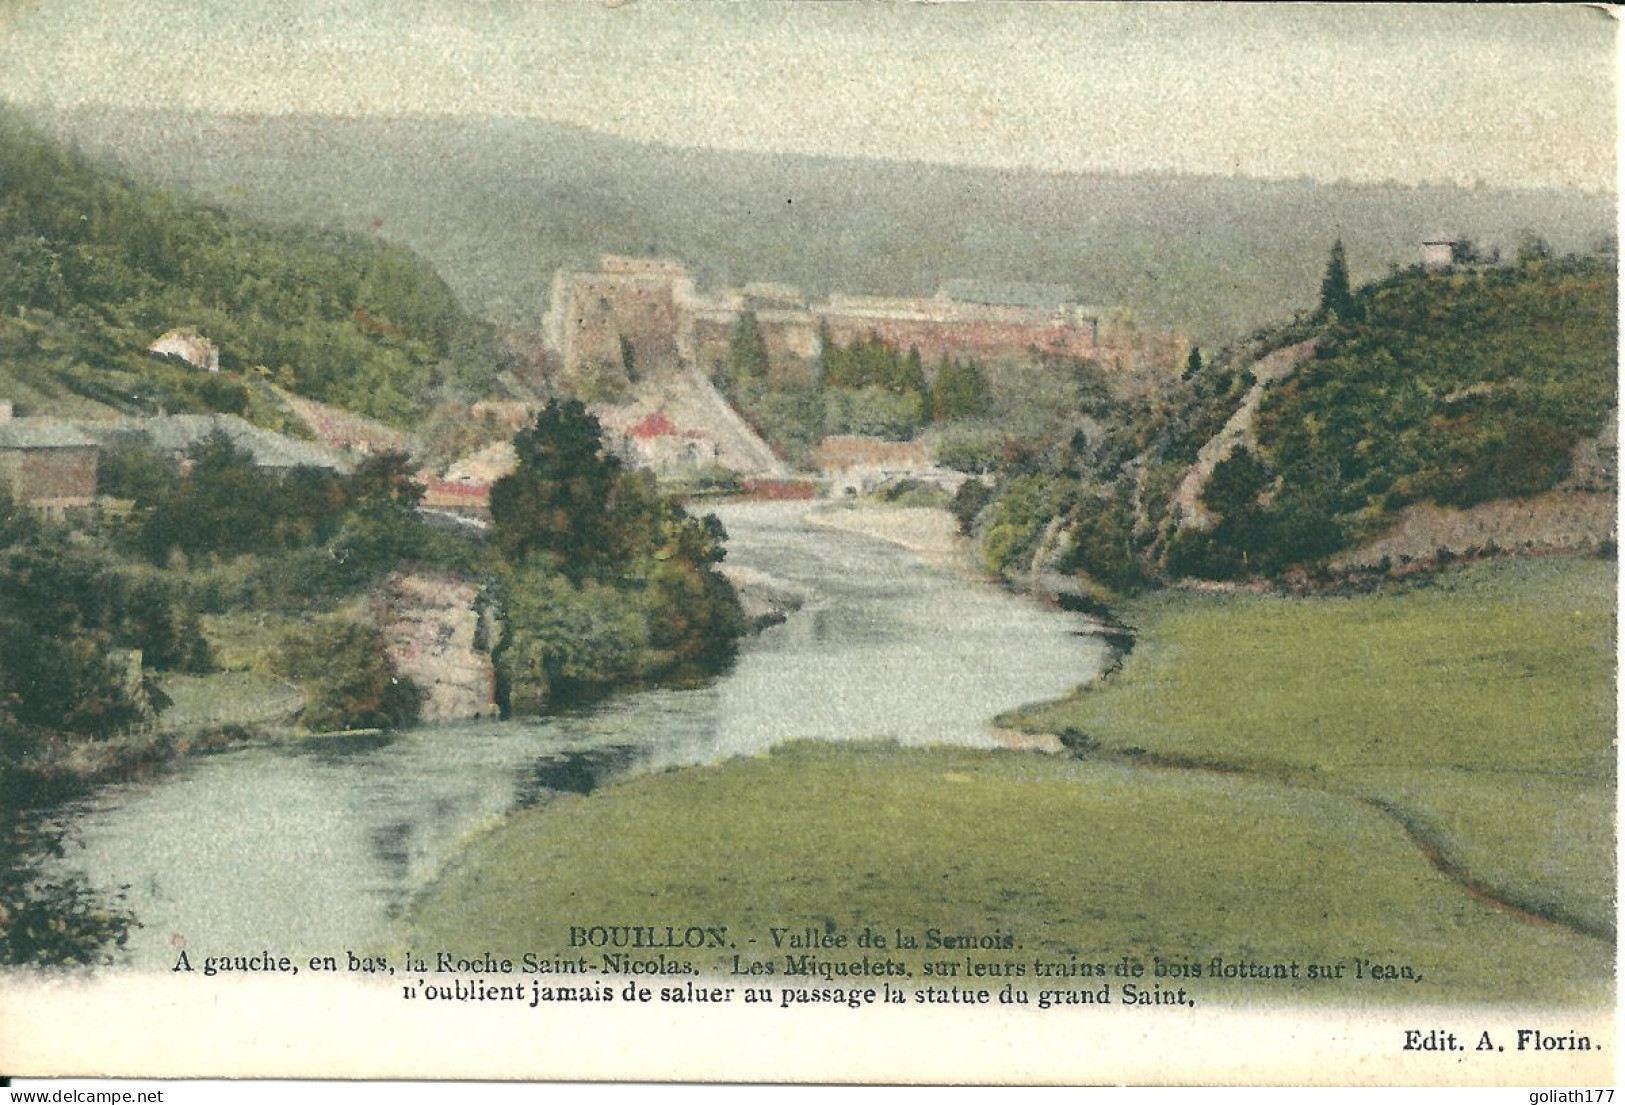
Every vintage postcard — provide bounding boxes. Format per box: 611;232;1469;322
0;1;1616;1089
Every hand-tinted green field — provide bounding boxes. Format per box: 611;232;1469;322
1011;556;1616;941
408;556;1613;1004
408;740;1611;1006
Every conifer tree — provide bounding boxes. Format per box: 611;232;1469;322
726;309;770;384
931;356;989;420
489;399;623;578
1318;240;1355;321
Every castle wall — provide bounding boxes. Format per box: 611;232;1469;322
547;258;1183;397
548;258;694;379
821;312;1100;366
688;309;820;380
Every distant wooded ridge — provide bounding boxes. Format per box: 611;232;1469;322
26;106;1616;346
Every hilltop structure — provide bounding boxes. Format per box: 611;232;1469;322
546;256;1185;398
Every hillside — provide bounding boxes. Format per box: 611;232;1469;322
25;106;1616;347
0;109;500;428
960;249;1618;593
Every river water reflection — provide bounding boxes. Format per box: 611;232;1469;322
31;503;1107;968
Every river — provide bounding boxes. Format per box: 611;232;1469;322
23;502;1107;969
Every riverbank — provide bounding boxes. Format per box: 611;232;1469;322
406;738;1611;1006
406;551;1614;1005
799;501;1127;755
801;504;967;567
3;670;304;806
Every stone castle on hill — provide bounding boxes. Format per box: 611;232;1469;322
545;256;1186;396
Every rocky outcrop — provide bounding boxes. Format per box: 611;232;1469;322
718;564;808;629
148;329;219;372
1169;339;1318;528
378;572;496;723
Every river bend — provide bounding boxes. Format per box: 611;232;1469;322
26;503;1107;968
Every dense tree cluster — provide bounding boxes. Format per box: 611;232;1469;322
0;494;198;758
0;436;452;773
720;314;994;459
962;245;1617;589
274;618;421;732
490;399;744;709
0;108;499;427
98;433;437;596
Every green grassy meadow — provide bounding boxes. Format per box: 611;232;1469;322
1011;556;1616;940
407;556;1615;1005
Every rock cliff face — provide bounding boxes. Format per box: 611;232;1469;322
1168;339;1318;529
378;572;495;723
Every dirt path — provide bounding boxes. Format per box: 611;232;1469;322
1170;339;1317;528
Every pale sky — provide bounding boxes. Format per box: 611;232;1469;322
0;1;1615;190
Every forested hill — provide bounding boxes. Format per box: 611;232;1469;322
961;248;1619;593
0;108;500;428
27;106;1617;346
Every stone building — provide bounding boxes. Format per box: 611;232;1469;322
545;256;695;388
1421;240;1456;270
0;414;99;512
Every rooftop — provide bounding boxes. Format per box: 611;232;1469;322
627;410;680;440
105;414;353;472
0;416;98;449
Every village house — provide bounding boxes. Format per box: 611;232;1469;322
420;439;518;517
621;410;720;476
108;413;354;474
1420;239;1456;270
0;410;100;514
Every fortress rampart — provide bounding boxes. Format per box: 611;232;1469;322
546;256;1184;396
547;259;695;382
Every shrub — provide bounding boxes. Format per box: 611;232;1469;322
277;617;420;731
